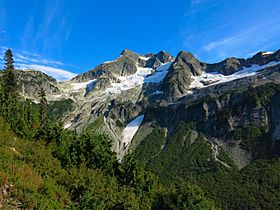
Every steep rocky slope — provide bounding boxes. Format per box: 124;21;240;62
16;49;280;164
0;70;60;101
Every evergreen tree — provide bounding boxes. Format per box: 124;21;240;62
38;88;47;106
4;49;15;70
38;88;48;126
2;49;18;98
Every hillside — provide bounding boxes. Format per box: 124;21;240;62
0;90;218;209
1;47;280;209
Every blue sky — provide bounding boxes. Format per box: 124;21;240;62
0;0;280;80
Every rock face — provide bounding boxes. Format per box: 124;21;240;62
87;76;111;95
162;51;206;99
206;50;280;75
161;50;280;100
120;49;140;63
16;70;60;99
142;82;280;168
246;50;280;66
206;57;245;75
70;49;146;94
145;58;162;69
145;51;174;69
174;51;205;76
71;49;141;83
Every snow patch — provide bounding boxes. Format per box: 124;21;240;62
71;79;97;91
104;62;172;95
105;67;153;94
103;60;114;64
151;90;164;95
122;115;144;147
189;61;280;90
262;51;274;56
144;62;172;83
139;56;150;61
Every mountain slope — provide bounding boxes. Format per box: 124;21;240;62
15;49;280;163
7;47;280;209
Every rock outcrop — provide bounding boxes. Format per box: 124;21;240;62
16;70;60;99
206;50;280;75
246;50;280;66
145;51;174;69
162;51;206;99
71;49;141;83
206;57;245;75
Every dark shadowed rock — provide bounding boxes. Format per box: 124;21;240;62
174;51;205;76
206;57;245;75
144;53;154;58
145;51;174;69
162;51;206;99
156;51;174;63
91;76;111;92
145;57;163;69
206;50;280;76
138;58;147;67
245;51;280;66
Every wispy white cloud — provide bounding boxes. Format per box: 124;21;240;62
204;37;237;51
203;18;280;60
17;64;77;81
181;0;280;63
21;0;71;55
0;47;77;81
15;53;63;66
15;51;77;80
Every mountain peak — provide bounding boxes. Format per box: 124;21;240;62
120;49;137;56
175;51;198;63
156;50;174;63
119;49;140;62
145;50;174;69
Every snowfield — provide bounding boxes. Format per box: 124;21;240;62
139;56;151;61
58;79;97;95
189;61;280;90
71;79;97;91
122;115;144;147
261;51;274;56
103;62;172;94
144;62;172;83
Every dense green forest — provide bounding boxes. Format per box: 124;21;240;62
0;49;217;209
136;122;280;210
135;84;280;210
